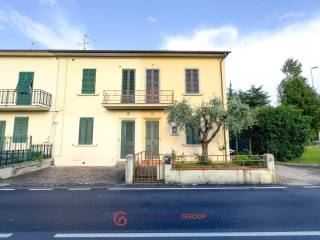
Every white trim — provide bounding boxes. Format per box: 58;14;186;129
72;144;98;147
77;93;99;96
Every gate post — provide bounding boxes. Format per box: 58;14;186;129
125;154;134;184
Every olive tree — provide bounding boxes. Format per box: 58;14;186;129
167;97;255;161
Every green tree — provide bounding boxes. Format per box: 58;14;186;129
251;106;310;161
227;96;256;153
278;58;320;140
167;98;227;162
238;85;270;108
167;97;255;161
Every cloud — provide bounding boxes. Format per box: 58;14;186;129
147;16;156;23
160;18;320;104
279;11;305;20
39;0;56;6
0;8;90;49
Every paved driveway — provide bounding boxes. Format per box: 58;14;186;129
0;162;125;187
276;164;320;185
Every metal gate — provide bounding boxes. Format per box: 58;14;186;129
133;151;164;183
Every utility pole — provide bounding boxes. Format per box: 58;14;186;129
78;34;90;50
311;66;319;89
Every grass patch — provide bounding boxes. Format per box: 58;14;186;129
289;145;320;164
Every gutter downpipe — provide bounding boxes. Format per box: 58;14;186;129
219;54;228;161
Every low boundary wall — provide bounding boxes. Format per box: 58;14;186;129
0;158;52;179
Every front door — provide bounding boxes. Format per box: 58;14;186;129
145;120;159;158
16;72;34;105
146;69;159;103
121;121;135;159
121;69;135;103
0;121;6;151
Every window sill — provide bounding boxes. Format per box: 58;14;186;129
183;144;201;147
77;93;99;96
183;93;203;96
72;144;98;147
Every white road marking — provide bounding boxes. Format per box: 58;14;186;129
303;185;320;188
0;189;15;191
68;188;91;191
0;233;12;238
29;188;53;191
54;231;320;238
109;186;286;191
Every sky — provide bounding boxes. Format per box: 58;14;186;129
0;0;320;103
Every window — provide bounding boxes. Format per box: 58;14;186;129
186;126;200;144
13;117;29;143
81;69;96;94
185;69;199;94
170;124;179;136
78;118;94;145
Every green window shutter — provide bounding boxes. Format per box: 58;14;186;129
16;72;34;91
81;69;96;94
186;126;200;144
16;72;34;105
78;118;94;145
0;121;6;151
122;69;135;103
13;117;29;143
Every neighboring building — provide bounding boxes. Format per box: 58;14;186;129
0;50;230;166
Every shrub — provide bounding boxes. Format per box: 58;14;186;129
251;106;310;161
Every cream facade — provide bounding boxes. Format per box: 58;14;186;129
0;50;229;166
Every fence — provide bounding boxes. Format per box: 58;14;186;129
0;137;52;167
103;90;174;104
172;154;267;168
0;89;52;107
133;151;164;183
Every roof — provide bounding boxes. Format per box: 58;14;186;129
0;49;230;58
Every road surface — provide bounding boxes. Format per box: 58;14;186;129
1;186;320;239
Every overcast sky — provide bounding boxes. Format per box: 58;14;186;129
0;0;319;103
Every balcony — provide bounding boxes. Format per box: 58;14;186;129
102;90;174;110
0;89;52;111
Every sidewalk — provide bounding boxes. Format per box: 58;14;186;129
276;164;320;185
0;162;125;187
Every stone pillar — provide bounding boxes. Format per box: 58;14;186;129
125;154;134;184
264;153;276;184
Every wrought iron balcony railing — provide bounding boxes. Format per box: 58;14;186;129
102;90;174;109
0;89;52;109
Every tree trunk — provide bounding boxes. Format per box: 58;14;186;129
235;135;239;155
249;136;252;154
201;142;209;162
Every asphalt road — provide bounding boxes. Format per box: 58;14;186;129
1;186;320;239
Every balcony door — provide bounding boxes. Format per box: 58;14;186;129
0;121;5;151
146;69;159;103
121;120;135;159
145;120;159;159
16;72;34;105
121;69;135;103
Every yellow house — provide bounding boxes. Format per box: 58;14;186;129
0;50;229;166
